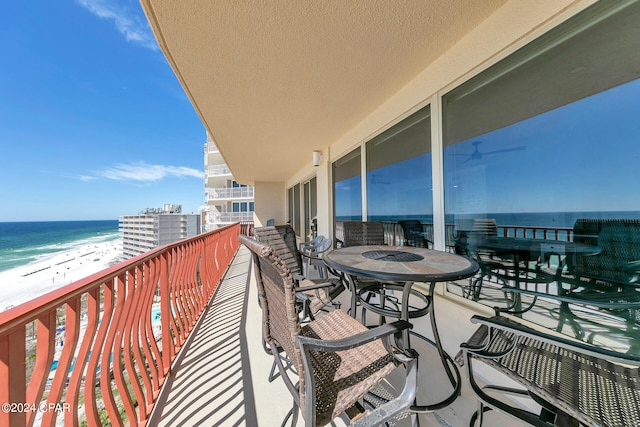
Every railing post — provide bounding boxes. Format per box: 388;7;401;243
43;299;81;427
27;310;56;427
0;327;27;427
160;250;172;373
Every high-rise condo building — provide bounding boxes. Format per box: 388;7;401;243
119;204;201;259
203;132;254;231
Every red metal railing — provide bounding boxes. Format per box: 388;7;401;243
0;223;241;426
240;221;254;236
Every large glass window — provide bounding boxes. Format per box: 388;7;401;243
444;1;640;232
303;177;317;241
288;178;316;240
442;1;640;331
333;148;362;221
366;105;432;223
332;108;432;246
288;187;295;225
293;184;301;234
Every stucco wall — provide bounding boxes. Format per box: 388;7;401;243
253;181;285;227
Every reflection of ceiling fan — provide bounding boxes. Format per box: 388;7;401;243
456;141;526;163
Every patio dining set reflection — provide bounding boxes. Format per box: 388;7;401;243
241;217;640;427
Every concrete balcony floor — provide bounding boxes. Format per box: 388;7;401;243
149;246;524;426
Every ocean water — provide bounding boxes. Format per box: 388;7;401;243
0;220;120;273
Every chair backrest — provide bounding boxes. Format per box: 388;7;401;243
254;224;303;275
398;220;427;247
313;237;332;255
299;235;324;253
340;221;385;247
456;218;498;256
300;236;331;255
573;218;640;285
240;235;303;376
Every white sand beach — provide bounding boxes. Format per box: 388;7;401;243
0;239;122;311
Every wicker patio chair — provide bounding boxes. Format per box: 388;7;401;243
569;219;640;290
299;235;332;279
254;225;343;318
336;221;385;248
560;219;640;324
240;235;418;426
331;221;405;321
461;315;640;427
398;220;431;248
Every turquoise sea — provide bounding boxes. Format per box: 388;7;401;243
0;220;120;273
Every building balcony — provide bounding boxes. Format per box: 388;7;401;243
207;187;254;201
3;221;639;426
211;211;254;224
205;164;232;177
144;243;481;427
206;143;220;154
0;222;479;426
0;224;249;426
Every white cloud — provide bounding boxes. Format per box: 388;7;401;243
88;162;202;182
75;0;159;51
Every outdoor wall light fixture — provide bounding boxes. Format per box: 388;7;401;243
312;150;323;167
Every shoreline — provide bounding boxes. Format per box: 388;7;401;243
0;239;123;311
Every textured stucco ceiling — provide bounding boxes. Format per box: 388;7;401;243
141;0;507;184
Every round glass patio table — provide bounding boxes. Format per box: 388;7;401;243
324;245;479;411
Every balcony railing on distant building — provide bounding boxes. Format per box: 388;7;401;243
0;223;245;426
213;211;254;223
208;187;254;200
206;165;231;177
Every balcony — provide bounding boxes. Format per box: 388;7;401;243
3;221;637;426
207;187;254;201
211;211;254;224
0;222;472;426
145;244;479;426
0;224;246;426
205;165;232;177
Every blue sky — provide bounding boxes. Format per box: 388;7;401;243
0;1;205;222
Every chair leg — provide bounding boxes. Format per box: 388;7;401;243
281;400;299;427
470;403;492;427
268;358;280;383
